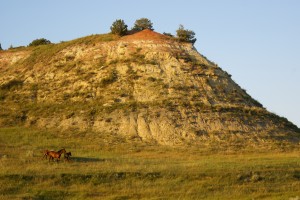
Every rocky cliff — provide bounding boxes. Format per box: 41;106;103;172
0;30;299;145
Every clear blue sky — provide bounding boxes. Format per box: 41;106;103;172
1;0;300;127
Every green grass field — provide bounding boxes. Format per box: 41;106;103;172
0;127;300;199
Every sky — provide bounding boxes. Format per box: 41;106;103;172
1;0;300;127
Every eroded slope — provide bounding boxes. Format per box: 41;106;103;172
0;30;299;145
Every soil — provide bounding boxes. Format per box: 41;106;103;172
122;29;170;41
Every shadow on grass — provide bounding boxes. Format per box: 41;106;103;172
70;157;106;163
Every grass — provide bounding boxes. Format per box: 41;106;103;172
0;127;300;199
16;33;118;67
99;69;118;87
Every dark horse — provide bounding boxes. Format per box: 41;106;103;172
47;149;66;162
64;152;72;162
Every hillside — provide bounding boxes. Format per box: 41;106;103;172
0;29;299;146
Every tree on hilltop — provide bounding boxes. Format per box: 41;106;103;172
110;19;128;36
176;25;196;44
132;18;154;31
28;38;51;47
0;43;2;50
163;32;174;37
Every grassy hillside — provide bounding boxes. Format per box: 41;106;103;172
1;127;300;199
1;30;299;145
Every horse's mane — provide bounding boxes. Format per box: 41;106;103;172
57;148;66;153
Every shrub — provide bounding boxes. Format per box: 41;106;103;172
0;90;6;101
163;32;174;37
28;38;51;47
0;79;24;90
132;18;154;31
176;25;196;44
147;77;157;82
99;70;118;87
110;19;128;36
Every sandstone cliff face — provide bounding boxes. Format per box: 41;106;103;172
0;30;299;145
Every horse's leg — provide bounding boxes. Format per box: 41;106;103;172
58;154;63;162
49;155;53;162
42;151;47;159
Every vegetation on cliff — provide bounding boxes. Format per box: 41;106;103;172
28;38;52;47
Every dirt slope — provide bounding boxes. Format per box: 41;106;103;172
0;30;299;146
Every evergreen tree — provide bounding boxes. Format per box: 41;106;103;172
132;18;154;31
176;25;196;44
110;19;128;36
0;43;2;50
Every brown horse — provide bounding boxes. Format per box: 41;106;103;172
47;148;66;162
42;150;53;159
42;150;49;159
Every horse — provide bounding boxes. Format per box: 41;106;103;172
47;148;66;162
42;150;51;159
42;149;49;159
64;152;72;162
